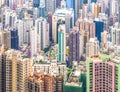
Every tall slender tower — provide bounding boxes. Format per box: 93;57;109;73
58;24;66;62
118;0;120;24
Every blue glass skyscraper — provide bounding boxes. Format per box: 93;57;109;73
10;29;19;50
94;20;104;44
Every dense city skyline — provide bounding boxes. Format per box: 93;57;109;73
0;0;120;92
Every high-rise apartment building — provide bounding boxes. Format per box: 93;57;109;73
31;17;49;57
110;22;120;45
30;27;38;57
16;18;33;46
0;49;32;92
87;54;120;92
86;38;99;57
35;17;49;50
2;30;10;49
68;27;83;67
76;18;95;38
1;8;17;29
58;24;66;62
28;71;63;92
101;31;108;48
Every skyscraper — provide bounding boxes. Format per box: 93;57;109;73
76;18;96;38
66;0;82;22
2;30;10;49
35;17;49;50
58;24;66;62
110;22;120;45
52;3;74;43
68;27;83;67
101;31;108;48
10;28;19;50
16;18;33;46
87;54;120;92
94;19;104;44
47;12;52;41
0;49;32;92
30;27;37;57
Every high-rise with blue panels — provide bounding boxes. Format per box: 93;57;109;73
33;0;40;7
94;20;104;45
10;28;19;50
66;0;82;23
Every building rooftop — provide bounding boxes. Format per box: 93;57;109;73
54;8;73;16
65;82;83;87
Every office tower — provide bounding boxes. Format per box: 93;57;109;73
101;31;108;48
33;0;40;7
10;28;19;50
0;49;32;92
35;17;49;50
87;54;120;92
86;38;99;57
68;27;83;67
52;4;74;43
33;60;67;79
76;18;95;38
110;23;120;45
2;30;10;49
45;0;56;13
58;24;66;62
47;12;52;41
94;19;104;44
